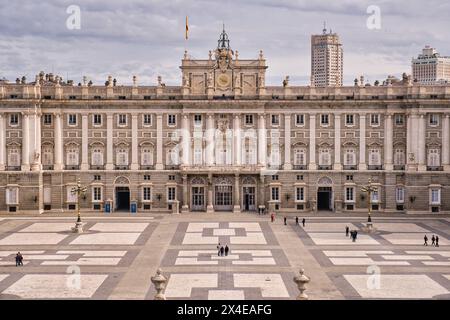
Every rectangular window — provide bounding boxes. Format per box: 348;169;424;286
6;187;19;205
430;189;441;204
143;174;151;181
371;190;379;203
194;114;202;126
92;187;102;202
396;187;405;203
168;114;176;126
168;175;175;181
143;187;152;201
10;114;19;126
93;114;102;125
271;175;279;181
296;114;304;126
395;114;404;126
93;175;101;181
429;114;439;126
43;114;52;125
370;114;380;126
296;187;304;201
321;114;329;125
67;186;77;203
346;175;353;181
245;114;254;125
68;114;77;125
167;187;176;201
271;114;279;126
143;114;152;126
118;114;127;126
345;114;354;125
271;187;280;201
345;187;354;202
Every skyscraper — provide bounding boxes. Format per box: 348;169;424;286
412;46;450;85
310;25;343;87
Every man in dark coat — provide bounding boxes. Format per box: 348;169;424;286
220;246;225;256
224;245;229;256
424;235;428;246
284;217;287;225
345;226;350;237
431;235;436;246
302;218;306;227
295;217;299;225
436;235;439;247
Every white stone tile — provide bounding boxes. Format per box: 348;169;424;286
329;258;409;266
19;223;75;233
344;274;449;299
24;255;69;260
0;261;30;266
382;233;450;245
444;275;450;281
0;251;45;257
422;261;450;266
186;223;219;233
309;233;379;245
373;223;430;233
89;223;148;232
230;233;267;245
56;251;127;257
178;250;217;256
208;290;245;300
0;274;9;282
70;233;141;245
42;258;121;266
2;274;108;299
405;251;450;257
228;222;261;232
182;233;218;245
164;274;218;298
382;255;433;260
211;255;240;260
213;229;236;236
234;274;289;298
0;233;67;245
233;250;272;256
232;258;276;265
304;223;357;232
323;251;394;257
174;258;218;265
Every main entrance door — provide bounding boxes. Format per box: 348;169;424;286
317;187;332;211
215;185;233;211
243;187;256;211
115;186;130;211
191;186;205;211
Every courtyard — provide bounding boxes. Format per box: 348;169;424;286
0;212;449;300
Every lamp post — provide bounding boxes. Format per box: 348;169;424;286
361;178;377;227
71;178;87;233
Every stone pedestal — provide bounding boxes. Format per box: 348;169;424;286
71;221;83;233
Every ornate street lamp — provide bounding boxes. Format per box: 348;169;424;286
71;178;87;233
361;178;377;228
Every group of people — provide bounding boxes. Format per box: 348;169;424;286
345;226;358;242
217;243;230;256
424;234;440;247
271;214;306;227
15;252;24;266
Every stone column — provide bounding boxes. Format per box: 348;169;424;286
417;114;426;171
81;114;89;170
131;114;139;170
0;114;5;170
181;114;190;166
333;114;342;170
284;114;292;170
258;114;267;166
233;174;241;213
182;174;189;212
155;114;163;170
21;113;30;171
54;113;63;170
205;114;215;166
308;114;317;170
406;113;412;166
443;114;450;170
358;114;366;170
384;114;393;170
233;114;241;166
31;110;42;171
259;175;266;208
106;114;114;170
207;174;214;213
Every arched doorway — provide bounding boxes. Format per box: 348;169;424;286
242;176;257;212
214;176;233;211
114;176;130;211
191;177;206;212
317;177;333;211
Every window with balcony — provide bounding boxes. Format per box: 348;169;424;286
91;148;104;166
396;187;405;203
344;149;356;167
66;147;79;166
319;149;331;166
116;148;129;166
7;148;21;167
141;147;154;166
427;149;440;168
394;149;405;168
368;149;381;167
293;148;306;168
430;189;441;205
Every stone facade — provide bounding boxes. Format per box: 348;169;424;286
1;30;450;215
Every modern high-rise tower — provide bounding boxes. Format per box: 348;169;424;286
412;46;450;85
310;25;343;87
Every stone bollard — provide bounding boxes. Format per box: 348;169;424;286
151;268;168;300
293;268;310;300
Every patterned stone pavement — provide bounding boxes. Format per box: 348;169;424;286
0;214;449;299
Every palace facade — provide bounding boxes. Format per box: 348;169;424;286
1;30;450;215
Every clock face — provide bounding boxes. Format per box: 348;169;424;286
217;74;230;87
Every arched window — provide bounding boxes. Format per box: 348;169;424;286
167;147;179;165
394;148;405;165
8;148;21;167
344;149;356;165
141;147;154;166
427;149;440;167
369;149;381;165
319;149;331;166
42;146;53;165
116;148;128;166
293;148;306;165
91;148;104;166
244;136;256;165
66;147;79;165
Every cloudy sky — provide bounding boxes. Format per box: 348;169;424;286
0;0;449;86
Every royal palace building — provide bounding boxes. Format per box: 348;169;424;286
1;30;450;215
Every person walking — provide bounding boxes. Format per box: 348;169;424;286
217;243;221;256
431;235;436;246
295;217;299;225
436;235;439;247
302;218;306;227
345;226;350;237
224;245;229;256
15;253;20;267
220;246;225;256
284;217;287;225
354;230;358;240
18;253;23;266
351;231;356;242
271;213;275;223
424;235;428;246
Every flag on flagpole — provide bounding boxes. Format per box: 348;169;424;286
185;16;189;40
